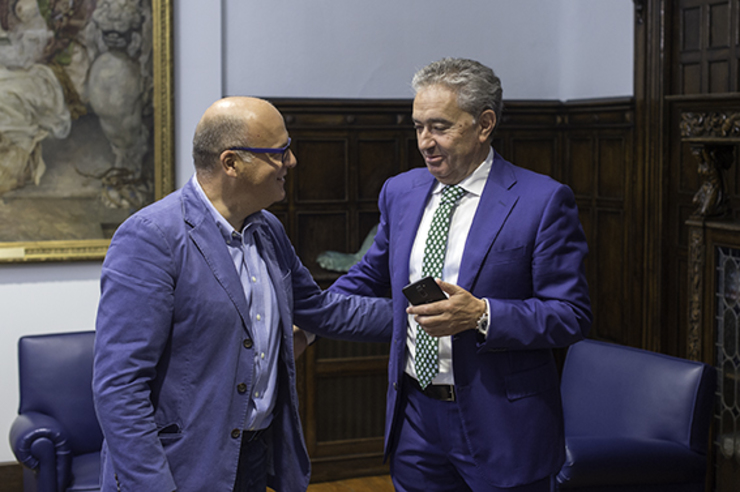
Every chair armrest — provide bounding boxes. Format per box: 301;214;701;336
556;436;707;488
9;411;73;491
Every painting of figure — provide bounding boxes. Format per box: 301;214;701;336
0;0;171;258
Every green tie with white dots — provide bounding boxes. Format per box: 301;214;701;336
415;184;466;389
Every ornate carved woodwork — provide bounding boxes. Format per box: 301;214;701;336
689;144;734;218
681;112;740;140
687;223;705;361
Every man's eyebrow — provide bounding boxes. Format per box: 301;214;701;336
412;117;453;125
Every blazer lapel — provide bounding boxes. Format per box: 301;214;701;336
457;153;519;291
391;172;437;288
181;180;251;327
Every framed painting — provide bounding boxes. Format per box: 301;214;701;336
0;0;174;262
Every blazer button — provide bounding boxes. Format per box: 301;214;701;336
393;382;398;390
237;383;247;394
243;339;253;349
231;428;241;439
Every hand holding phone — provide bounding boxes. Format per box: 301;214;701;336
402;276;447;305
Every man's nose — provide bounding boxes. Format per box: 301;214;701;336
285;149;297;168
417;128;434;150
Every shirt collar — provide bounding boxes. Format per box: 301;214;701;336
432;147;493;197
191;174;261;242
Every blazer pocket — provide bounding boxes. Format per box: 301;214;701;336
488;245;528;265
504;362;559;401
157;423;183;441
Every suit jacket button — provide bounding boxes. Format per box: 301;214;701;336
243;339;253;349
231;429;241;439
393;382;398;390
237;383;247;394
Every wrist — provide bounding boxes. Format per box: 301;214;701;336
475;299;489;335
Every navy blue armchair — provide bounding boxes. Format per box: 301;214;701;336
9;331;102;492
556;339;716;492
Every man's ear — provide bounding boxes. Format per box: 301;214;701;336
220;150;239;177
477;109;496;142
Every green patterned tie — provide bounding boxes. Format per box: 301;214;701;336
415;184;466;389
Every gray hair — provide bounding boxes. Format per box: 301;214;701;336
192;113;253;173
412;58;503;126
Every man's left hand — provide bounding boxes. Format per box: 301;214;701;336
406;280;486;337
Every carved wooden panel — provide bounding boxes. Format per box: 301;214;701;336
674;0;739;95
510;137;558;178
295;138;348;203
595;209;628;342
357;136;399;201
568;138;594;196
563;125;635;345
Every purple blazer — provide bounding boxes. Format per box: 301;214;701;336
330;150;592;488
93;178;392;492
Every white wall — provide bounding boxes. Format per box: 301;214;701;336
559;1;634;100
224;0;633;101
0;0;633;463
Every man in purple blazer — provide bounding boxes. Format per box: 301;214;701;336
92;97;392;492
329;58;592;491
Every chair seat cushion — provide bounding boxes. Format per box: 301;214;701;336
67;452;101;491
557;437;706;487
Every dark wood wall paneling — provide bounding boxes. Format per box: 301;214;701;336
271;97;635;481
639;1;740;490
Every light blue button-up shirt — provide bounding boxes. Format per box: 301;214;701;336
192;175;280;431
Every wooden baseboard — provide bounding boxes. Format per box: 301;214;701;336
0;462;23;492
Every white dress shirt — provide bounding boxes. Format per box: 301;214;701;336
404;149;493;385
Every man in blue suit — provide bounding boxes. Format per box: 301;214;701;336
329;58;592;491
92;96;392;492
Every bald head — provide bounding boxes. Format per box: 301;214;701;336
192;96;286;174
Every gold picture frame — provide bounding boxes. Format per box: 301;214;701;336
0;0;174;262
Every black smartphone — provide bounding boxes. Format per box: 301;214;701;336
402;276;447;305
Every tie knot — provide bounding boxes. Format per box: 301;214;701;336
441;185;465;204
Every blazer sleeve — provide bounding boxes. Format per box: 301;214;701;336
259;212;393;343
479;183;592;352
92;214;178;492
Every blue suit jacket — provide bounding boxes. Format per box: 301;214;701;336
93;178;392;492
331;151;592;488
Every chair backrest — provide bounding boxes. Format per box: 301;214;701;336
560;339;716;454
18;331;103;456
